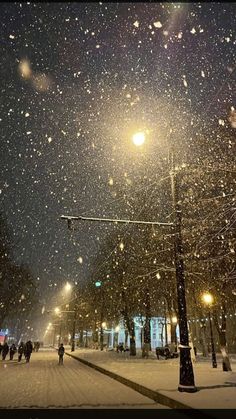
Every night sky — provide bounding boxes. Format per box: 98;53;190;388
0;2;235;311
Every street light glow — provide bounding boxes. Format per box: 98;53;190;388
132;131;145;146
202;292;213;305
65;282;72;292
95;281;102;287
54;307;60;314
171;316;178;324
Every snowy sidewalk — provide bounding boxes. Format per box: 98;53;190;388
64;347;236;412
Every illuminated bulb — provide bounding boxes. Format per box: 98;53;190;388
132;132;145;146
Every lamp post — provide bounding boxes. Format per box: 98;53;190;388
58;316;63;346
62;282;77;352
202;292;217;368
169;146;196;392
71;308;77;352
64;282;78;352
95;281;104;351
131;130;196;392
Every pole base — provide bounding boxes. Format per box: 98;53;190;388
178;346;196;391
178;385;197;393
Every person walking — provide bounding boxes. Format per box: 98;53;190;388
9;343;17;360
2;342;9;360
35;341;40;352
58;343;65;365
18;342;25;362
24;340;33;362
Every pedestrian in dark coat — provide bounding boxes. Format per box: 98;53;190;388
58;343;65;365
24;340;33;362
10;343;17;361
9;343;17;360
18;342;25;362
2;342;9;360
0;343;2;355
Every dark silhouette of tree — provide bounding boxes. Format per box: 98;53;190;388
0;213;39;330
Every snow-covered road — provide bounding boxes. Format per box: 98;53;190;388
0;348;168;409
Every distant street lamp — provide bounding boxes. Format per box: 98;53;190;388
64;282;72;293
202;292;217;368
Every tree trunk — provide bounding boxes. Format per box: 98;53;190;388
129;319;136;356
143;287;151;351
171;323;177;351
79;329;83;347
121;291;136;356
200;321;208;357
125;329;129;347
218;331;232;371
143;318;151;349
213;304;232;371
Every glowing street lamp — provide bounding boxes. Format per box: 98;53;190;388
202;292;213;306
132;131;146;146
54;307;60;315
64;282;72;292
202;292;217;368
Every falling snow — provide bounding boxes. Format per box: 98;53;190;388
0;3;235;375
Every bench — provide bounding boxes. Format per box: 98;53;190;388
155;346;179;359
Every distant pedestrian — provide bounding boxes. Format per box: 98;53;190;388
18;342;25;362
35;341;40;352
2;342;9;360
58;343;65;365
24;340;33;362
9;343;17;360
0;343;2;355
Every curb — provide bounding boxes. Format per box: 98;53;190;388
65;351;197;412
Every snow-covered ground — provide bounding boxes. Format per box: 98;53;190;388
1;346;235;413
66;347;236;413
0;347;168;409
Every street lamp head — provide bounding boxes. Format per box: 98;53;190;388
95;281;102;287
54;307;60;315
202;292;213;306
65;282;72;292
132;131;146;146
171;316;178;325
